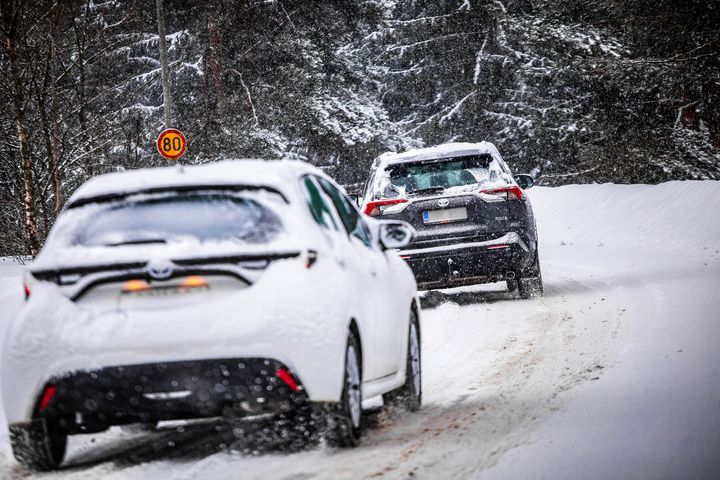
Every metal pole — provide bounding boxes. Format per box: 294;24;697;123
156;0;174;129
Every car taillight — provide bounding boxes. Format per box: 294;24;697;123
23;271;35;300
38;385;57;412
276;368;300;392
480;186;524;201
364;199;408;216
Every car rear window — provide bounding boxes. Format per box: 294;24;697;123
73;192;283;247
383;154;511;197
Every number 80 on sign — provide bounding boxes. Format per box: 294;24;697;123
156;129;187;160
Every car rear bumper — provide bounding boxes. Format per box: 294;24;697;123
26;357;308;434
398;232;535;290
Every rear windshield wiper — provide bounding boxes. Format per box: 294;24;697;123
102;238;168;247
407;187;446;196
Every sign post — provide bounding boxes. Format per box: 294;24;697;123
156;129;187;161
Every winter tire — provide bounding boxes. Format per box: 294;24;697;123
383;309;422;412
325;332;362;447
10;421;67;471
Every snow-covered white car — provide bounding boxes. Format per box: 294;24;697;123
2;160;421;470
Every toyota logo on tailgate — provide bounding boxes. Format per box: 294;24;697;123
438;198;450;207
147;259;174;280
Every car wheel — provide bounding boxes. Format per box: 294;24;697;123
383;309;422;412
518;251;543;299
325;332;362;448
10;421;67;471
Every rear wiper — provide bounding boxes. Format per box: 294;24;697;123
103;238;167;247
408;187;446;196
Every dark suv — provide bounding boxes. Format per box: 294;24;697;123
360;142;542;298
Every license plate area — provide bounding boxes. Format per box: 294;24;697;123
422;207;468;225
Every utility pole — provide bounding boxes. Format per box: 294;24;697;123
156;0;174;128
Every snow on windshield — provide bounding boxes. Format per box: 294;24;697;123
379;154;512;199
73;193;283;247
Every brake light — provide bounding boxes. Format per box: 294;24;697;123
480;186;523;200
23;282;30;300
181;275;208;288
487;244;510;250
122;279;150;292
364;199;408;216
38;385;57;412
276;368;300;392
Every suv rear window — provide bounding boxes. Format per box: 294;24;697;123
73;192;283;247
383;154;511;197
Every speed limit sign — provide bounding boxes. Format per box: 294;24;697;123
156;129;187;160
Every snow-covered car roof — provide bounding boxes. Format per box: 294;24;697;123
377;142;502;168
66;159;321;208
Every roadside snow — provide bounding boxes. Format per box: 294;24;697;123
0;180;718;479
478;181;720;480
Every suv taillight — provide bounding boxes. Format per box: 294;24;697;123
480;186;524;201
364;199;408;216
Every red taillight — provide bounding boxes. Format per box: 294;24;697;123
38;386;57;412
364;199;408;216
276;368;300;392
23;283;30;300
487;244;510;250
480;186;524;200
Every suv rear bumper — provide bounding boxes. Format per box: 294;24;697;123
28;357;308;434
398;232;534;290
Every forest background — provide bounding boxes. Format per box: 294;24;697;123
0;0;718;255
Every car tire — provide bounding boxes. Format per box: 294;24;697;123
325;332;362;448
10;421;67;471
518;251;543;299
383;310;422;412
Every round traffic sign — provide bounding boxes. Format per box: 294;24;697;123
156;129;187;160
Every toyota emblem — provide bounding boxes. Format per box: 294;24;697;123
438;198;450;207
147;259;174;280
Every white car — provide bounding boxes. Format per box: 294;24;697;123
2;160;421;470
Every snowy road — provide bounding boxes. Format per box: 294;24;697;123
1;181;719;479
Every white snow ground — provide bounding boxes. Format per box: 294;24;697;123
0;181;719;479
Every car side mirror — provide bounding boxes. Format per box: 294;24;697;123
378;220;416;250
515;174;535;190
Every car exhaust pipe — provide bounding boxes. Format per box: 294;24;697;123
505;271;516;280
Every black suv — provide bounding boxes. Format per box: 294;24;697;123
360;142;542;298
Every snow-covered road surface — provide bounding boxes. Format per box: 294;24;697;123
1;181;719;479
